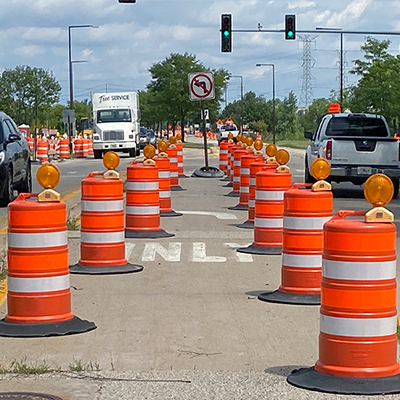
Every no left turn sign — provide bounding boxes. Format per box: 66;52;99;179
189;72;215;101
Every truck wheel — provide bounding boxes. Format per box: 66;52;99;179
391;178;399;199
93;150;102;159
136;147;140;156
304;157;316;184
129;149;136;157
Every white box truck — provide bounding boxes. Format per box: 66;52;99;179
92;92;140;159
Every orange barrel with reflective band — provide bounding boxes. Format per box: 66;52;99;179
154;155;182;217
27;136;34;152
316;210;399;378
219;141;229;172
227;143;238;182
74;138;84;158
1;193;96;337
238;161;277;229
125;161;174;238
238;168;291;255
230;148;248;195
70;173;143;274
88;139;94;156
59;138;69;159
166;145;185;191
176;141;184;177
36;138;48;163
82;138;89;157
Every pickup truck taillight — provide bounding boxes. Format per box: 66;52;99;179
326;140;332;160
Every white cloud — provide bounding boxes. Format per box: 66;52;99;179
14;45;45;57
288;1;316;9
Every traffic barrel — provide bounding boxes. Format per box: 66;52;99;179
238;150;291;255
27;136;34;152
59;138;69;160
74;138;84;158
154;142;182;217
219;140;229;173
70;152;143;274
0;164;96;337
222;140;237;186
125;145;174;238
82;138;89;157
175;134;187;178
288;174;400;395
226;148;248;197
88;138;94;156
166;137;185;191
36;137;48;163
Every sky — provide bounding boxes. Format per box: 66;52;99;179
1;0;400;110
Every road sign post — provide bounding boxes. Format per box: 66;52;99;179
188;73;223;178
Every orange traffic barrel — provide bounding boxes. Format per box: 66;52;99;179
238;167;292;255
36;138;48;163
288;210;400;394
74;138;84;158
125;161;174;238
237;161;277;229
27;136;34;152
229;153;263;210
222;142;237;186
259;182;333;305
0;193;96;337
219;141;229;173
70;172;143;274
154;154;182;217
176;141;186;177
82;138;89;157
88;139;94;156
59;138;69;159
166;145;185;191
226;148;248;197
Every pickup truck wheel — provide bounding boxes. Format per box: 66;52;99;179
136;148;140;156
304;157;316;184
391;178;399;199
93;150;102;159
129;149;136;157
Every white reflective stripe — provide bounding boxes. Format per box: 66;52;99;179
220;160;228;165
227;164;231;170
159;171;170;179
177;151;183;156
220;150;228;154
178;163;183;167
283;216;332;230
159;190;171;198
81;200;123;212
282;253;322;268
240;168;250;175
323;259;397;281
171;172;179;177
81;231;125;243
256;190;285;201
234;161;241;167
250;178;256;186
233;177;240;182
8;274;70;293
320;315;397;337
169;158;178;164
126;181;158;191
126;206;159;215
254;217;283;228
249;200;255;208
240;186;250;193
8;231;67;248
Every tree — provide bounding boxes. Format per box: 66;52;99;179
0;65;61;126
299;98;330;133
275;91;303;140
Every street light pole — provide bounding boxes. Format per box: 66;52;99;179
256;63;276;144
230;75;244;134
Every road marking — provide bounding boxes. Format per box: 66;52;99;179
142;242;181;262
67;171;77;174
193;242;227;262
0;227;7;234
62;190;81;202
177;211;237;220
224;243;253;262
125;243;135;260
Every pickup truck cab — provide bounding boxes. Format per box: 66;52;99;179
218;124;239;143
305;110;400;197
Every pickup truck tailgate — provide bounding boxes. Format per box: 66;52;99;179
331;138;399;166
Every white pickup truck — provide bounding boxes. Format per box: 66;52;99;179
304;111;400;197
217;124;239;143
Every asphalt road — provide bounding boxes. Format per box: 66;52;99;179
0;141;400;399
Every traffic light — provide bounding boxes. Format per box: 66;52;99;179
221;14;232;53
285;15;296;40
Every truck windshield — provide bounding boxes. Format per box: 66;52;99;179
97;109;132;123
326;116;387;137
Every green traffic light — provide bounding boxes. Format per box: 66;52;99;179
224;30;230;37
287;31;293;37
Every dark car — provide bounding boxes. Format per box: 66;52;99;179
0;112;32;206
146;129;156;147
139;127;148;149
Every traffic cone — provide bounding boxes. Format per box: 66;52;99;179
0;166;96;337
70;166;144;274
288;174;400;395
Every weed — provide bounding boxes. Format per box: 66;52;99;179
66;214;81;231
69;358;100;372
0;358;51;375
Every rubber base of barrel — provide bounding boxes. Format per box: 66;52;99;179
220;176;230;181
223;182;233;187
224;191;240;197
228;204;248;210
236;220;254;229
171;186;186;191
258;290;320;305
287;367;400;395
161;210;183;217
237;244;281;255
0;316;96;338
69;263;143;275
125;229;174;238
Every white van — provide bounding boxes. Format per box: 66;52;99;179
92;92;140;159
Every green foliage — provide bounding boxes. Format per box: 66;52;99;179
0;358;51;375
0;65;61;126
298;98;330;133
69;358;100;372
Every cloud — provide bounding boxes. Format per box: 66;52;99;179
14;45;46;57
288;0;316;9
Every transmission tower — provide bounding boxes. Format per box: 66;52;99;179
298;35;317;108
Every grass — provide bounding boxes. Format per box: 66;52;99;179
0;358;52;375
66;214;81;231
275;139;309;150
69;359;100;372
397;319;400;343
182;142;212;149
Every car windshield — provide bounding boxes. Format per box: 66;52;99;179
97;109;131;123
147;130;155;137
224;125;237;131
326;116;387;137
